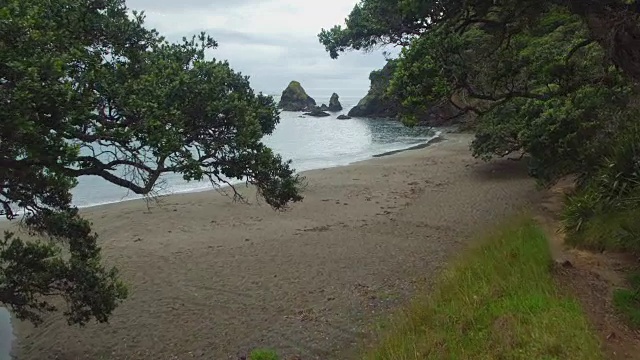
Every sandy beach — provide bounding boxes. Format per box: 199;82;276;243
8;133;538;359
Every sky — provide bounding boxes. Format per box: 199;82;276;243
125;0;392;99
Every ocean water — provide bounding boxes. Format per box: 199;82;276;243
71;93;438;208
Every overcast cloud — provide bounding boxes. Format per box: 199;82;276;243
125;0;392;99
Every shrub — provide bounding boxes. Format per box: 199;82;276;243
563;111;640;252
564;208;640;253
613;272;640;329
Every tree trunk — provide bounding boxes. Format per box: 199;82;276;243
567;0;640;82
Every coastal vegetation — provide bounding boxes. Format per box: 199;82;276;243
364;217;602;359
247;217;604;360
319;0;640;355
613;271;640;328
320;0;640;273
0;0;302;325
346;59;464;125
319;0;640;250
347;60;401;118
3;0;640;357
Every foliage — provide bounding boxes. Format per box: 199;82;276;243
387;29;452;125
348;60;401;118
613;271;640;329
321;0;639;182
0;0;302;325
319;0;640;179
249;349;280;360
564;208;640;252
322;0;640;336
319;0;640;81
474;78;632;181
317;0;427;59
319;3;640;185
561;189;605;235
561;114;640;252
580;115;640;203
363;217;602;359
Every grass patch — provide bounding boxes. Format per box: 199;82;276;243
564;208;640;253
613;271;640;329
248;349;279;360
364;217;602;360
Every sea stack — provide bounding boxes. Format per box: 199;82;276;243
328;93;343;112
277;81;316;111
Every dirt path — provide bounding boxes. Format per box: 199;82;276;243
9;134;538;360
536;179;640;360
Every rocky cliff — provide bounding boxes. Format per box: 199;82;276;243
348;61;400;118
348;61;465;127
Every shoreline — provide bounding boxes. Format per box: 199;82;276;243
68;131;443;211
372;135;445;158
9;133;538;360
0;131;444;220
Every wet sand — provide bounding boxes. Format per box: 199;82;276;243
8;133;537;359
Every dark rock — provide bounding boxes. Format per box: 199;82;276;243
328;93;343;111
337;115;351;120
347;61;467;127
559;259;574;268
307;105;328;112
277;81;316;111
348;61;400;118
303;109;331;117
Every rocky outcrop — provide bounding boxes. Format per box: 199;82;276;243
303;109;331;117
348;61;400;118
328;93;342;112
278;81;316;111
346;61;463;127
321;60;470;128
319;104;329;111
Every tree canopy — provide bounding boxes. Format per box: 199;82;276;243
1;0;302;325
319;0;640;81
320;0;640;251
320;0;639;182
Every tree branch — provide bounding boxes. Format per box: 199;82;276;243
448;96;485;116
565;39;595;63
66;154;169;195
463;83;548;101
